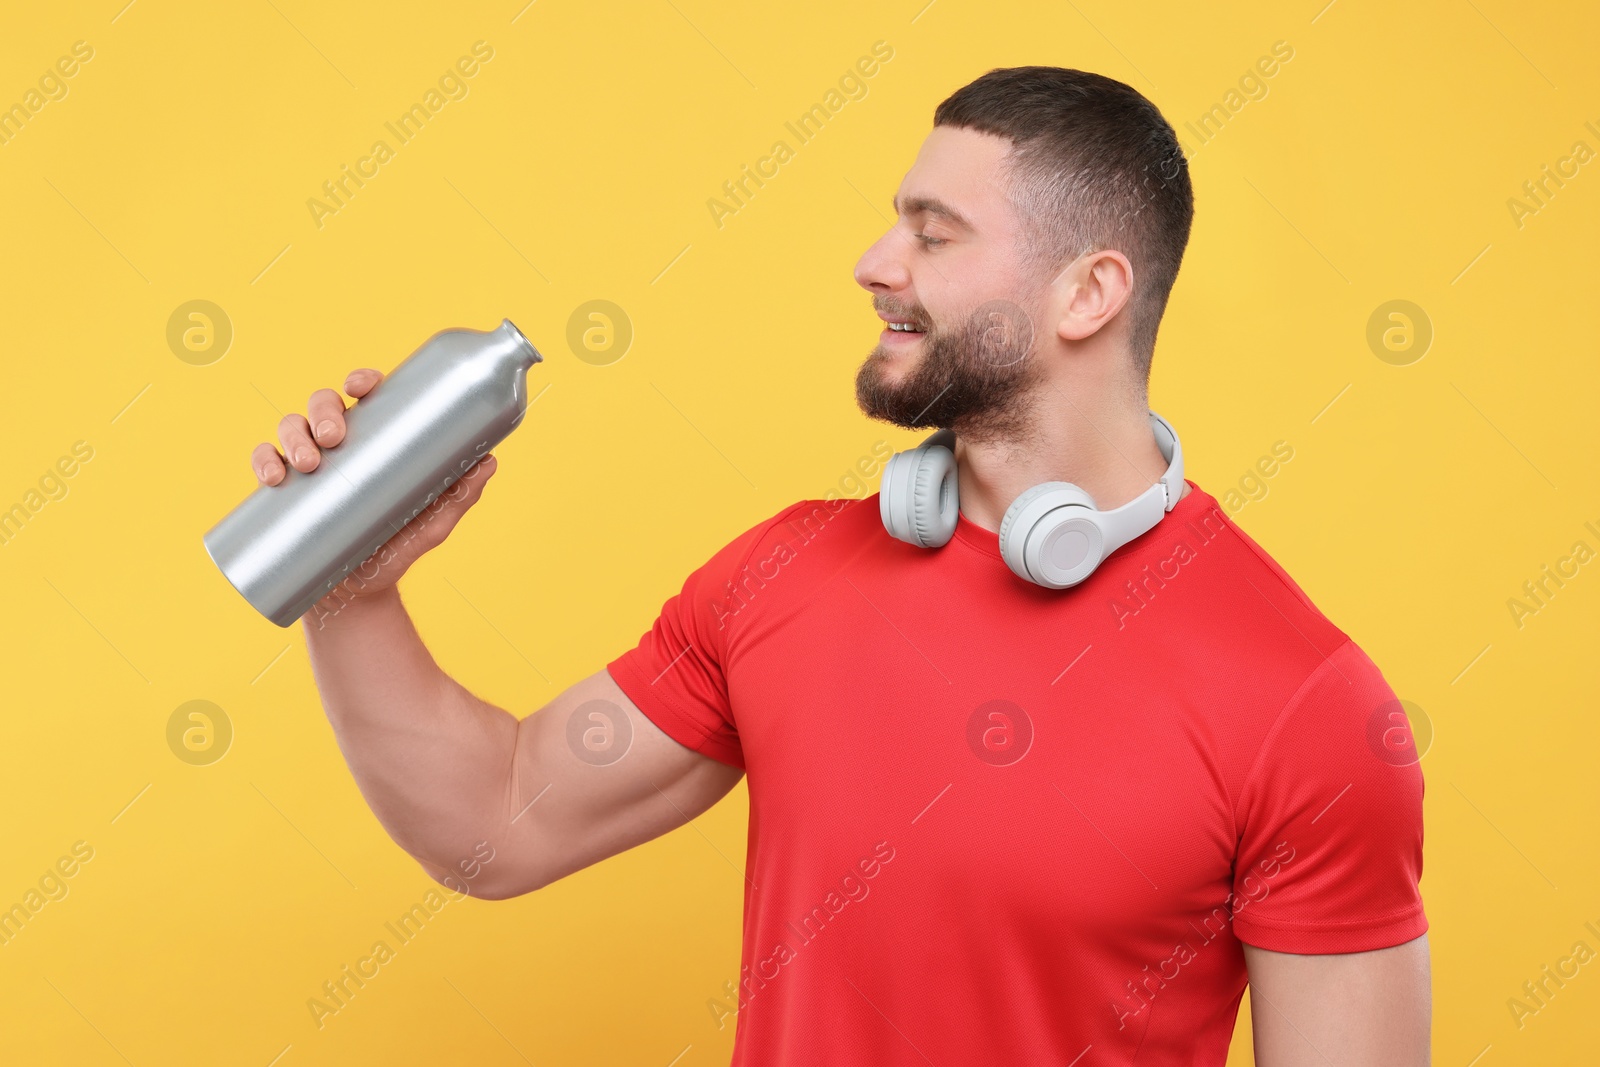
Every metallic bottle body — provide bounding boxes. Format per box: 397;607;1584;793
203;319;542;627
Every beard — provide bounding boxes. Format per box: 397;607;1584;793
854;296;1042;444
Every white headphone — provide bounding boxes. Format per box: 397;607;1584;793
878;411;1185;589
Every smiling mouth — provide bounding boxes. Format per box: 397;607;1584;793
882;321;926;340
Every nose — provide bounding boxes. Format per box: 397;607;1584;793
853;227;910;295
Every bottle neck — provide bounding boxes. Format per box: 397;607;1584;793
498;319;542;368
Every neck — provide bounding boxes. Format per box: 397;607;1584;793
952;383;1186;534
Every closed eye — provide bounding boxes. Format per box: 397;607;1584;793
915;233;946;248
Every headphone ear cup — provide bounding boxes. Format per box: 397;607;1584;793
879;447;917;544
879;449;911;542
999;482;1104;588
879;439;958;547
908;444;958;548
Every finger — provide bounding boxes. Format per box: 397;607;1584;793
307;388;348;448
277;413;320;472
344;368;384;399
251;442;287;485
431;455;498;516
451;453;499;499
409;455;498;545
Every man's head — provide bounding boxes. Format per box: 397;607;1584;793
854;66;1193;443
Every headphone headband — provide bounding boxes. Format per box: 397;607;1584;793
1150;411;1184;511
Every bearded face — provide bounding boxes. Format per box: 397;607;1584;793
855;294;1042;443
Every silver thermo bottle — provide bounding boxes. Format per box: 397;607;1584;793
202;318;543;628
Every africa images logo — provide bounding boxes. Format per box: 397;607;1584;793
706;840;896;1030
1110;841;1297;1030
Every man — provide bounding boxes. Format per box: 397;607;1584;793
253;67;1429;1065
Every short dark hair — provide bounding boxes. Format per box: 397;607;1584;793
934;66;1194;384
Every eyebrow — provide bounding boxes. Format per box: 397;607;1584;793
892;193;974;231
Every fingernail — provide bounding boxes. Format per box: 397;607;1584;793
316;420;337;440
295;447;315;466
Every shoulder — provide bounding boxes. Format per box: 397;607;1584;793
718;495;878;563
686;496;879;640
1139;485;1401;781
1179;486;1410;800
688;495;880;601
1161;483;1356;686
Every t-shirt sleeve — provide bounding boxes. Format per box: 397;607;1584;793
1229;638;1428;954
606;503;808;772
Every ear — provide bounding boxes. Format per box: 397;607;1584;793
1052;249;1133;343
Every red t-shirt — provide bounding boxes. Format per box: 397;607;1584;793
607;483;1427;1065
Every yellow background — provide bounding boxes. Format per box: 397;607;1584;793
1;0;1595;1063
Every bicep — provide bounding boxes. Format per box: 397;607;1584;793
1244;934;1431;1067
477;667;744;898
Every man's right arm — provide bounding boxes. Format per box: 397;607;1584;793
256;368;744;901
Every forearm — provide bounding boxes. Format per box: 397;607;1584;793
301;585;517;873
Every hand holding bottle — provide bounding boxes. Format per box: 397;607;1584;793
203;319;541;627
248;367;500;619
